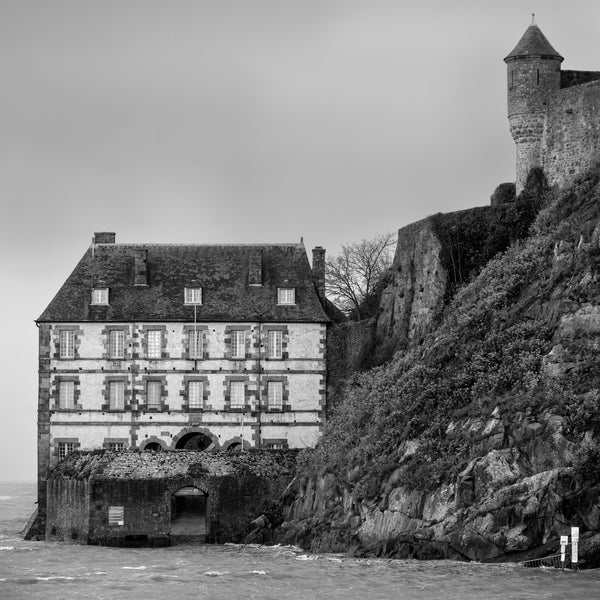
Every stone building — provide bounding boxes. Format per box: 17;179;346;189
45;449;297;546
29;233;329;539
506;18;600;193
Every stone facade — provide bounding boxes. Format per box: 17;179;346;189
505;22;600;193
29;235;329;540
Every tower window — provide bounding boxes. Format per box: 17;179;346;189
537;68;540;85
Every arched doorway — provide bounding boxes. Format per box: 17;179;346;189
175;432;213;450
170;486;207;541
143;442;162;452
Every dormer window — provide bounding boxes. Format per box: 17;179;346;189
277;287;295;305
91;288;109;305
184;287;202;305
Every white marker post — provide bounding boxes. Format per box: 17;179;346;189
560;535;569;571
571;526;579;571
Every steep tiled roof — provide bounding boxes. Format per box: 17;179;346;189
505;24;563;62
38;242;329;323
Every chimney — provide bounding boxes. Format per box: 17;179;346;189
312;246;326;302
133;248;148;286
248;248;262;286
93;232;116;244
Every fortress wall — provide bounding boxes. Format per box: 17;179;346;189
541;80;600;190
560;70;600;89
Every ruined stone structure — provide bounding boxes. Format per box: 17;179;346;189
506;19;600;193
45;450;297;546
29;233;328;539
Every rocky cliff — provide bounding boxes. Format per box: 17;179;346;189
277;167;600;567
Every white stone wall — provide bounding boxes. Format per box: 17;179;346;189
47;321;325;464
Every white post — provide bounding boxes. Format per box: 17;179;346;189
571;526;579;569
560;535;569;570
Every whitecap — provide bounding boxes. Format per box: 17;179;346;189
204;571;228;576
122;566;146;570
0;546;14;551
251;570;267;575
36;576;75;581
295;554;317;561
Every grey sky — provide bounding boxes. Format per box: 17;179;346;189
1;1;599;481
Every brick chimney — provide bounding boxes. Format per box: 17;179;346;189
133;248;148;286
93;232;115;244
248;248;262;286
312;246;326;302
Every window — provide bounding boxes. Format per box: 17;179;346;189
188;381;203;409
92;288;109;305
107;442;125;451
267;330;283;359
230;381;245;408
58;442;75;460
267;381;283;409
109;381;125;410
188;329;203;359
59;330;75;359
59;381;75;409
146;381;162;408
109;330;125;359
147;330;162;358
231;330;246;359
108;506;124;526
184;287;202;305
277;288;295;305
266;442;285;449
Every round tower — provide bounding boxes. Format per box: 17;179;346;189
504;17;563;193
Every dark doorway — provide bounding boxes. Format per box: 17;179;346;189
144;442;162;452
227;442;243;451
171;487;207;541
175;432;213;451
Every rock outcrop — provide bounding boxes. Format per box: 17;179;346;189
278;410;600;566
282;168;600;567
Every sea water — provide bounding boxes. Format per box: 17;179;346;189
1;482;599;600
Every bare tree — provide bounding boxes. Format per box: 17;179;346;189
326;232;396;318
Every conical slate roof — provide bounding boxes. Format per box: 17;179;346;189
505;24;563;62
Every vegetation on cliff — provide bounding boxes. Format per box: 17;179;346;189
305;167;600;499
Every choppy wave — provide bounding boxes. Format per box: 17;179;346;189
0;546;15;551
204;571;229;576
122;566;146;570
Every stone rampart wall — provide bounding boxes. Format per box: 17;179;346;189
542;80;600;190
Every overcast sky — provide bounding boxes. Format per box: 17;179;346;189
1;1;599;482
